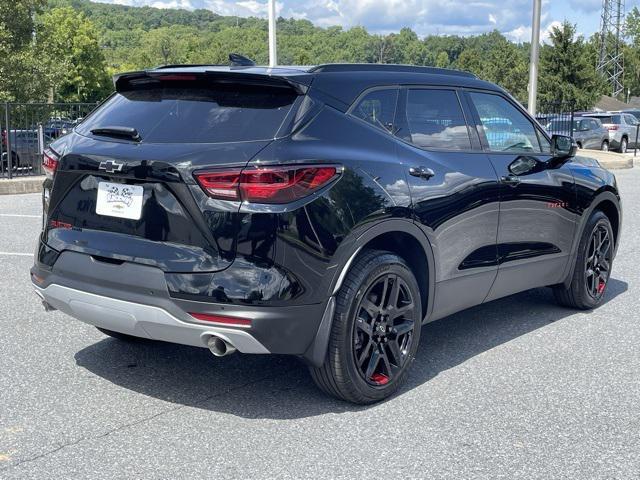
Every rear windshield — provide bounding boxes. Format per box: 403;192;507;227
77;83;299;144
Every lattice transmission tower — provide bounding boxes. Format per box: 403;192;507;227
597;0;625;98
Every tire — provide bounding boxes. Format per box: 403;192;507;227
619;137;628;154
309;249;422;404
553;211;614;310
96;327;148;342
576;142;582;149
601;140;609;152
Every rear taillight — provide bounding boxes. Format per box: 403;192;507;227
43;149;59;177
194;165;340;204
606;125;619;131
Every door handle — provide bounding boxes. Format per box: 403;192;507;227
500;174;521;186
409;166;435;180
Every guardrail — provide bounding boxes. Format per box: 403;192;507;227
0;102;99;179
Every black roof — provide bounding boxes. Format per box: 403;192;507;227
116;63;502;109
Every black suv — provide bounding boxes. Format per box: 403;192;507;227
32;63;621;404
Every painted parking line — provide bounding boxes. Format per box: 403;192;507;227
0;252;33;257
0;214;40;218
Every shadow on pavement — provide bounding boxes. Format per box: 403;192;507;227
75;278;628;419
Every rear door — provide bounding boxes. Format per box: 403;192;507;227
396;87;501;321
464;90;577;302
45;75;302;273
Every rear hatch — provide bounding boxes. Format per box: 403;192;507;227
43;71;305;273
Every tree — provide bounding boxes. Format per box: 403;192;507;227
538;22;605;110
36;7;111;102
435;51;449;68
624;7;640;96
0;0;46;101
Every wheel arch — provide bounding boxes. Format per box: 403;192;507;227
303;219;436;367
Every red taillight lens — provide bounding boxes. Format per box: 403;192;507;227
190;312;252;326
43;149;59;177
194;169;242;200
194;165;339;204
607;125;619;131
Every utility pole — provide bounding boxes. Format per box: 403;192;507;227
528;0;542;115
268;0;277;68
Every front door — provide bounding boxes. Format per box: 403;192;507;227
464;90;578;302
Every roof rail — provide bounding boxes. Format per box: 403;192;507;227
309;63;476;78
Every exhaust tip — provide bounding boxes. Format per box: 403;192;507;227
207;336;237;357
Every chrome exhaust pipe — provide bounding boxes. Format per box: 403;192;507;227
207;336;237;357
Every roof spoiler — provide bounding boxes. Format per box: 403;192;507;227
113;70;309;95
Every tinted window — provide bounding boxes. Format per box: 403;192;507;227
351;89;398;133
625;114;639;125
469;92;542;153
78;83;298;143
402;89;471;150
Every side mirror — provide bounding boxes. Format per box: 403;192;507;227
551;134;577;160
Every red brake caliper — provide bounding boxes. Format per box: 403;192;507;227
597;279;606;294
371;373;389;385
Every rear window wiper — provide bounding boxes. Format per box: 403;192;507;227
90;126;141;142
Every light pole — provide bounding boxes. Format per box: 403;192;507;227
268;0;277;67
528;0;542;115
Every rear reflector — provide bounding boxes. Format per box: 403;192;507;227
194;165;340;204
43;149;59;177
190;312;252;326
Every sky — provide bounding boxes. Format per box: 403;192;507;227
98;0;640;42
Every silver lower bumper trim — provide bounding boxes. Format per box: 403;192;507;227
34;284;270;354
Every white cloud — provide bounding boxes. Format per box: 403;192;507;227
93;0;603;39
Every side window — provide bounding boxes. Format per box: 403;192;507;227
469;92;543;153
351;88;398;134
402;89;472;150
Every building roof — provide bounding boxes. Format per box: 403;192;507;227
595;95;629;112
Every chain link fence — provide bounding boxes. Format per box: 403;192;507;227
0;102;99;179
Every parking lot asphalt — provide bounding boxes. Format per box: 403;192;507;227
0;170;639;480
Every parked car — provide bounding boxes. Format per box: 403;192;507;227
622;109;640;121
32;62;622;404
547;116;610;150
584;112;640;153
44;118;74;139
1;129;53;171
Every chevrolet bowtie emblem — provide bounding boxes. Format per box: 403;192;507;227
98;160;125;173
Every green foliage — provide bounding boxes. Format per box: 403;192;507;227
3;0;640;110
0;0;46;101
538;22;606;110
36;7;111;102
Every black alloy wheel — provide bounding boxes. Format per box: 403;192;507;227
584;223;612;300
554;211;614;310
310;249;422;404
353;273;416;386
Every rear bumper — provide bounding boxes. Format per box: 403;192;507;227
31;249;328;356
34;284;269;353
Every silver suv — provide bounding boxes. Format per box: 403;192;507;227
584;112;640;153
547;117;609;151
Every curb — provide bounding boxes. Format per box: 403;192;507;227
581;150;634;170
0;176;44;195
